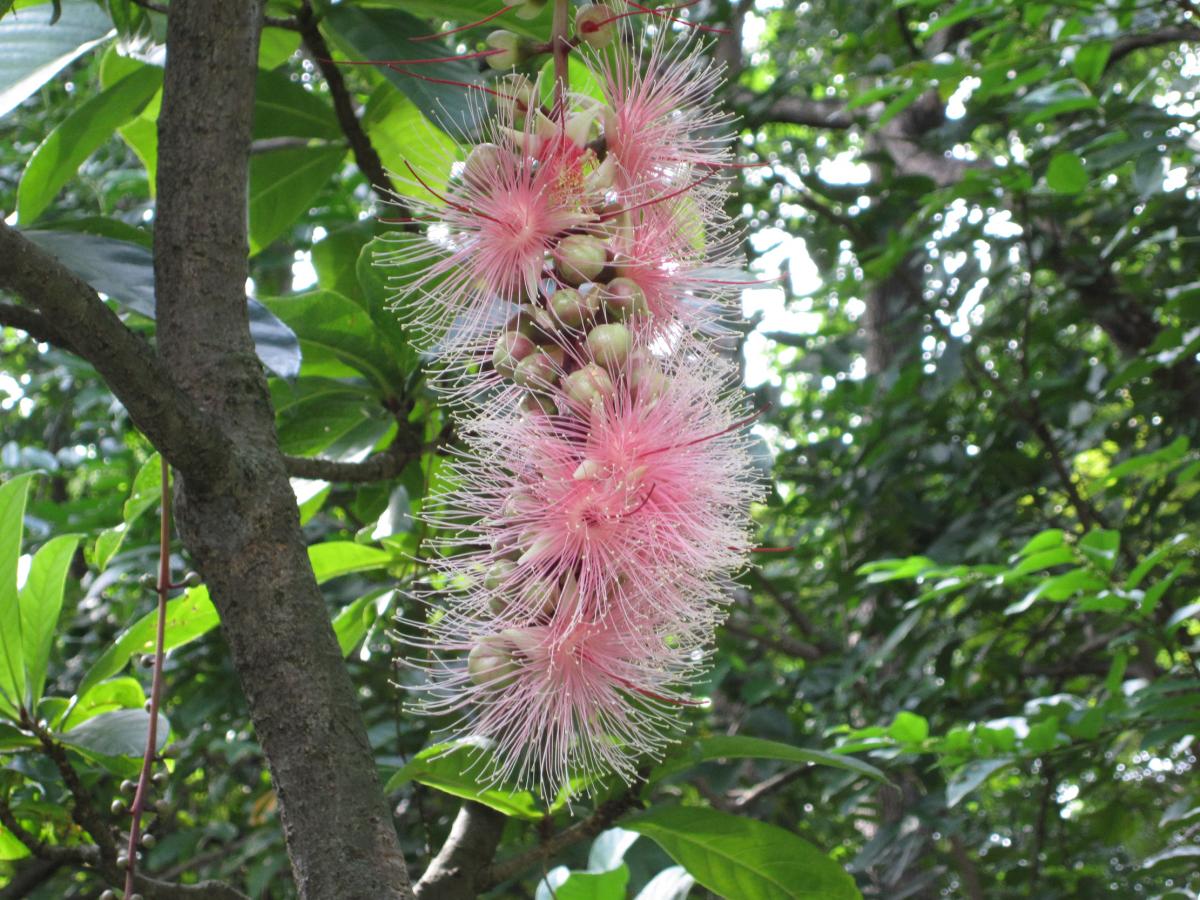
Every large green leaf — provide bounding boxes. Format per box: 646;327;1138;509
383;740;544;819
538;865;630;900
0;0;114;119
19;229;302;379
653;734;889;784
253;67;341;140
362;84;457;204
18;533;79;709
625;806;861;900
0;473;35;719
322;5;480;135
76;586;219;698
262;289;413;394
248;144;346;255
59;707;169;758
17;62;160;223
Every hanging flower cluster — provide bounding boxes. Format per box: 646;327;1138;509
388;2;762;796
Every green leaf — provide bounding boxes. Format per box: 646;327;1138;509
946;758;1014;807
1079;528;1120;574
0;0;115;119
17;63;161;223
253;68;340;140
363;85;458;206
1045;152;1087;194
625;806;861;900
59;707;169;758
249;144;346;255
1019;529;1065;556
94;452;161;569
323;5;480;133
332;589;390;657
61;676;144;730
19;229;301;378
0;473;36;719
538;865;630;900
262;289;411;394
1004;546;1076;579
384;740;544;819
18;533;79;709
1127;533;1188;590
77;587;219;698
1071;42;1111;86
888;711;929;744
652;734;888;784
258;25;301;71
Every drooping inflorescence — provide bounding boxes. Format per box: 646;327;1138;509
384;0;762;797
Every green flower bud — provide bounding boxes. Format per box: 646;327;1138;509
467;637;519;687
514;0;547;20
563;363;615;407
601;276;649;322
587;322;631;371
520;391;559;417
513;348;561;390
463;142;509;189
492;330;536;378
485;30;531;70
576;4;618;49
555;234;609;286
629;352;671;403
549;286;600;329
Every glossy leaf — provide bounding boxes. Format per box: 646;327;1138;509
384;740;543;819
626;806;861;900
0;473;35;719
17;62;160;223
59;707;169;758
248;144;345;255
653;734;888;784
19;229;301;378
18;533;79;709
0;0;114;119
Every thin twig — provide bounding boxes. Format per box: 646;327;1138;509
125;456;172;897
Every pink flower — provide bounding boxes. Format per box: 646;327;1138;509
589;28;734;203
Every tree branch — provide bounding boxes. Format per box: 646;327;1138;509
297;1;406;209
413;802;507;900
0;301;76;352
284;443;422;482
0;223;232;483
733;90;854;130
723;616;823;661
1107;26;1200;69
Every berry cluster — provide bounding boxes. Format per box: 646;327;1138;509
388;4;760;795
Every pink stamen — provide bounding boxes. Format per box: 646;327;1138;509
412;5;516;42
642;405;769;457
597;169;717;221
321;47;507;68
403;160;503;225
623;0;731;35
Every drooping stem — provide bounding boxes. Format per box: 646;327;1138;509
551;0;571;115
123;455;170;898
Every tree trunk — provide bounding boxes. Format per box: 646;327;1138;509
152;2;412;896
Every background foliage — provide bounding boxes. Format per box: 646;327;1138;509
1;0;1199;897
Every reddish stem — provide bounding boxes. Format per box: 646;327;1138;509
124;455;170;898
412;5;516;42
551;0;571;116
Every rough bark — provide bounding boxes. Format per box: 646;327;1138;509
151;2;412;897
413;803;507;900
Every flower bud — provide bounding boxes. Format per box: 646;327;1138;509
587;323;631;371
513;348;561;391
483;559;517;592
513;0;547;19
601;277;649;322
576;4;618;49
495;74;535;121
562;364;615;408
110;799;125;815
520;392;559;417
549;287;600;329
629;353;670;404
467;637;519;687
463;142;509;190
554;235;609;286
140;832;157;849
485;31;531;70
492;330;536;379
